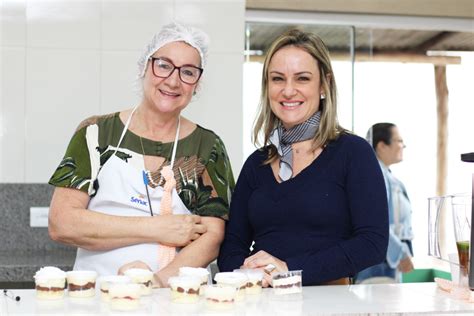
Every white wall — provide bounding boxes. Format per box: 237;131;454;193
0;0;245;183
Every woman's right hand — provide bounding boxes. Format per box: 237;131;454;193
242;250;288;287
153;214;207;247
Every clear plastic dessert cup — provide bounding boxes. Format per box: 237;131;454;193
34;266;66;300
179;267;210;295
272;270;303;295
108;283;141;311
204;284;237;310
123;268;153;296
66;270;98;298
179;267;209;285
168;275;201;303
214;272;247;301
98;275;131;301
234;269;264;295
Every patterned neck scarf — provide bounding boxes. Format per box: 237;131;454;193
269;111;321;181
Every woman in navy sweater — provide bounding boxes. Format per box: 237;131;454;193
217;29;389;286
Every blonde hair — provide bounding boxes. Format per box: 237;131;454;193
253;29;345;162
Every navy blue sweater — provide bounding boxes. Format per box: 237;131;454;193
217;133;389;285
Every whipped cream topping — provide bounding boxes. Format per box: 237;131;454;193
214;272;247;285
34;266;66;280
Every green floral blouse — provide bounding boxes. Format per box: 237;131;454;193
49;112;235;220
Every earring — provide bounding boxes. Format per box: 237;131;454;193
320;94;326;100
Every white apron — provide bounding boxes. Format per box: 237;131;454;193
74;107;191;276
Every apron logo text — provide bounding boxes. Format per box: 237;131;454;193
130;195;148;206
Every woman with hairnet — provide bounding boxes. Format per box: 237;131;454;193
48;22;234;287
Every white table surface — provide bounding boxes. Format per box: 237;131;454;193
1;282;473;315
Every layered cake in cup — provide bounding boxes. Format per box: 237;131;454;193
204;284;237;310
272;270;303;295
179;267;209;294
168;276;201;303
66;270;97;298
108;283;141;311
123;268;153;295
34;266;66;300
214;272;247;301
99;275;131;301
234;269;264;295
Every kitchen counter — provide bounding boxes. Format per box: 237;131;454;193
0;250;75;284
2;282;473;315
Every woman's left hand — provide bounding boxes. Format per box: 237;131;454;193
242;250;288;287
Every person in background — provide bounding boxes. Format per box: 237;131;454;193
356;123;414;283
48;22;234;287
217;29;388;286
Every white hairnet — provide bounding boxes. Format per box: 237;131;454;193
137;21;210;79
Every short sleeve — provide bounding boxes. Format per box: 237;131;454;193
194;136;235;220
48;125;94;195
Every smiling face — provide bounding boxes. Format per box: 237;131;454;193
142;41;201;115
267;46;323;129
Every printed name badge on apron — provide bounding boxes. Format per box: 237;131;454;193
73;106;191;276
